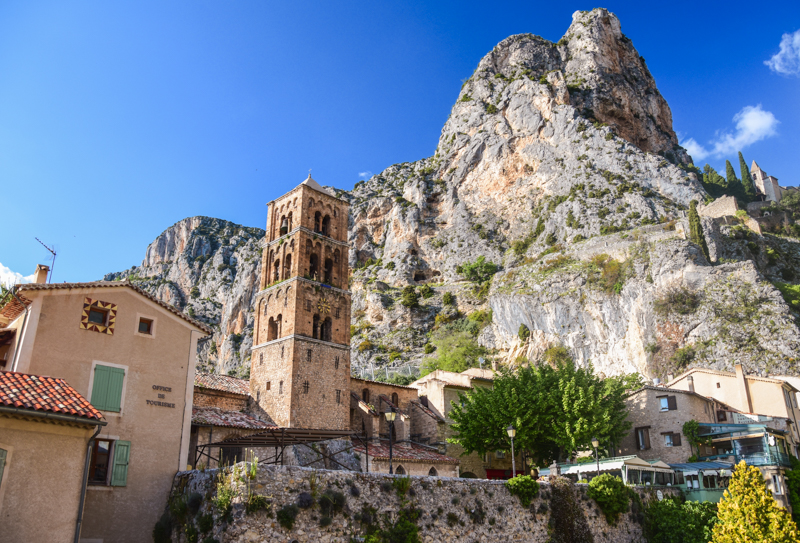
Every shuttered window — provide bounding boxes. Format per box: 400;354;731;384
111;441;131;487
90;365;125;412
0;448;6;488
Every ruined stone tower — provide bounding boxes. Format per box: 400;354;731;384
250;175;351;429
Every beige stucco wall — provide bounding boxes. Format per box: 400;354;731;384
9;286;202;543
620;388;716;464
0;416;95;543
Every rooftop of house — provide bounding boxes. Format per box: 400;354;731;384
191;406;275;430
668;461;734;472
353;439;459;464
413;368;495;390
195;372;251;396
351;377;418;390
0;370;104;422
626;385;717;402
410;399;446;423
667;367;799;392
1;281;213;334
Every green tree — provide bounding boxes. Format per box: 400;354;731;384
457;256;498;284
711;461;799;543
420;330;487;375
448;358;638;464
399;286;419;308
688;200;710;260
702;164;728;198
725;160;745;201
739;152;757;203
644;497;718;543
785;456;800;525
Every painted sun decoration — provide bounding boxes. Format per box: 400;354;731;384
80;297;118;335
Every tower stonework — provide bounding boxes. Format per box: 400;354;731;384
250;175;351;430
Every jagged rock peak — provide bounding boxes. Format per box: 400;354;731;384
447;8;687;162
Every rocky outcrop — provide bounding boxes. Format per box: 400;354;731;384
105;9;800;381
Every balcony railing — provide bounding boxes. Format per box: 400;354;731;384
699;452;793;468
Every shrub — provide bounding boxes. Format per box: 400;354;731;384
152;512;172;543
212;473;236;520
386;261;396;270
774;282;800;310
400;286;420;308
644;497;718;543
319;490;346;517
446;512;460;526
671;345;696;368
653;284;702;315
358;339;374;352
320;516;332;527
518;324;530;342
187;492;203;515
587;474;629;525
245;493;270;515
467;309;492;328
458;256;498;284
711;461;799;542
485;103;498;114
442;291;455;306
418;284;434;298
297;492;314;508
545;232;557;245
190;286;200;298
276;504;300;530
587;254;628;295
424;343;435;354
393;476;412;497
197;513;214;534
505;475;540;507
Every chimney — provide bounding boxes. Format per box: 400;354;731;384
735;364;753;413
652;378;661;386
667;373;674;383
33;264;50;284
687;375;695;393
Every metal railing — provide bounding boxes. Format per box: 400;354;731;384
699;452;793;468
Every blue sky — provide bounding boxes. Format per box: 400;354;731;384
2;1;798;284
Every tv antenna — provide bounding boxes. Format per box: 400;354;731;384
35;237;56;283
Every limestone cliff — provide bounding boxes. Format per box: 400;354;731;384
106;9;800;380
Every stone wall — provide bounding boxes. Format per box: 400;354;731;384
167;464;679;543
193;388;249;411
698;196;738;219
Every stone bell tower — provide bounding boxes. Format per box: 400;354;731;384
250;175;351;430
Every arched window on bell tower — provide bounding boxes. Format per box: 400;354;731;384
314;211;322;234
273;259;280;282
268;317;277;341
321;318;332;342
324;258;333;284
309;254;319;280
312;314;320;340
283;254;292;280
322;215;331;237
275;314;283;338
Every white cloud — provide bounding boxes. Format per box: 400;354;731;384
0;262;35;289
680;104;779;161
765;29;800;76
357;171;373;180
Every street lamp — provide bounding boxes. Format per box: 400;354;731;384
385;410;396;474
591;437;600;480
507;425;517;478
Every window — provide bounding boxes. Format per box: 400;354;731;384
335;307;340;318
89;439;130;487
303;381;310;394
336;390;341;404
495;451;506;459
0;448;6;489
662;432;682;447
137;318;153;334
88;308;108;325
90;364;125;412
658;396;677;411
362;388;370;403
636;427;651;450
773;475;783;495
307;349;312;362
703;475;717;489
221;446;243;466
392;393;399;406
716;382;721;388
428;467;438;477
420;396;429;408
279;381;283;394
335;356;339;370
266;381;271;391
306;300;312;312
717;410;727;422
259;353;263;365
395;465;405;475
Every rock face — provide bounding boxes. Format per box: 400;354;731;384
106;9;800;380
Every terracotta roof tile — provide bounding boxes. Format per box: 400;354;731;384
192;406;275;429
353;439;459;464
12;282;213;334
0;292;31;323
194;373;251;396
0;371;104;421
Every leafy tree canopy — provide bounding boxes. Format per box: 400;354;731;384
447;355;641;464
456;256;498;284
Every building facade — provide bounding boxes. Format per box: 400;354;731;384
250;175;351;430
751;160;784;203
0;271;210;543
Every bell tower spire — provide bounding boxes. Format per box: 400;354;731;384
251;175;351;429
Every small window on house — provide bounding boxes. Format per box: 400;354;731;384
259;353;263;365
428;467;438;477
137;318;153;334
89;439;130;487
279;381;283;394
495;451;505;459
362;388;370;403
659;396;677;411
395;465;405;475
717;410;727;421
716;382;721;388
88;308;108;325
392;393;399;406
336;390;341;404
0;448;7;489
334;356;339;369
420;396;429;408
773;474;783;495
266;382;271;391
662;432;682;447
307;349;312;362
90;364;125;413
303;381;310;394
636;427;651;450
90;439;113;484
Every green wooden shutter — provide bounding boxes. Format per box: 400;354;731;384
110;441;130;487
0;449;6;488
90;365;125;412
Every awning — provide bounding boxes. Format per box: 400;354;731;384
702;470;718;476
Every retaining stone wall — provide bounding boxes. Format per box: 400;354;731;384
167;464;680;543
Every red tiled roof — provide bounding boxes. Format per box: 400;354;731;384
192;406;275;429
354;439;459;464
0;292;31;324
195;373;251;396
0;371;104;422
12;282;213;334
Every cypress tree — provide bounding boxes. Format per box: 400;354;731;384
725;160;744;201
702;164;727;197
739;152;757;202
688;200;709;260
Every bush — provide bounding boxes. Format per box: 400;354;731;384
712;461;799;542
467;309;492;328
518;324;530;342
197;513;214;534
296;492;314;508
644;497;718;543
774;282;800;310
671;345;696;368
424;343;435;354
587;254;628;295
386;261;396;270
418;284;434;298
442;292;455;306
654;284;702;315
245;493;269;515
457;256;498;284
393;476;412;497
400;286;420;308
187;492;203;515
358;339;374;352
505;475;540;507
276;504;300;530
153;512;172;543
319;490;346;517
587;474;629;525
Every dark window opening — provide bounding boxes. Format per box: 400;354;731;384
89;439;113;484
268;318;277;341
428;467;438;477
362;388;370;403
335;307;340;318
717;410;727;421
312;315;320;339
279;381;283;394
280;215;288;236
324;258;333;284
395;465;405;475
266;381;271;391
392;393;399;406
88;308;108;325
221;446;243;465
309;254;319;280
321;318;332;342
259;353;263;365
273;260;280;282
636;427;651;450
138;318;153;334
335;356;339;370
336;390;341;404
322;215;331;236
303;381;310;394
307;349;312;362
420;396;429;408
283;254;292;280
314;211;322;234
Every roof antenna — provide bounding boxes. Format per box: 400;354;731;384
35;237;56;283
